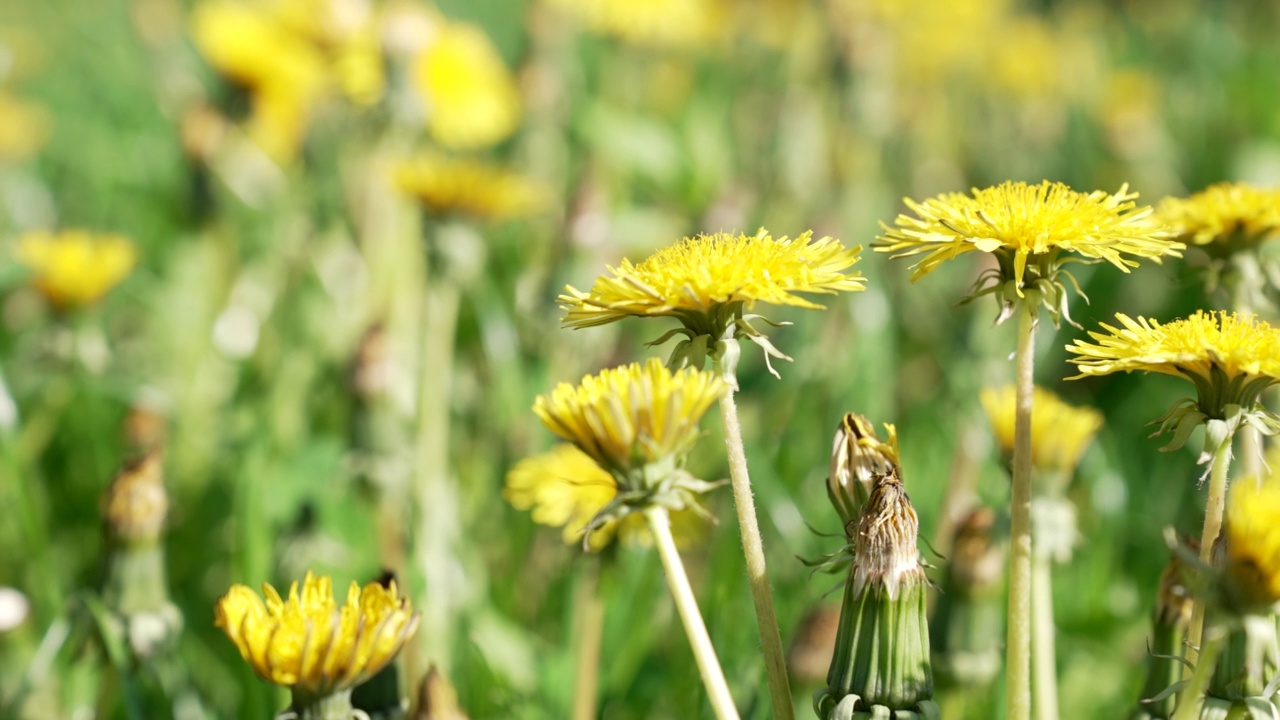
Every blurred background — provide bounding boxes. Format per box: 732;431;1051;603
0;0;1278;717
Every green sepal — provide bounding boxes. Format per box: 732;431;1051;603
1198;696;1280;720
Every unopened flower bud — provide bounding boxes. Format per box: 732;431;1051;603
828;413;900;530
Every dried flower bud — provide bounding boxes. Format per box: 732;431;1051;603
414;665;469;720
102;450;168;546
828;413;901;530
931;507;1005;691
851;472;923;600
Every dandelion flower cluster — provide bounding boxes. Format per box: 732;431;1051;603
1158;182;1280;250
215;571;419;698
15;229;137;308
981;385;1102;477
877;180;1180;286
393;154;547;221
412;22;520;150
544;0;726;47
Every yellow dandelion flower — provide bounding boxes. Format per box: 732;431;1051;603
545;0;727;47
505;443;701;550
877;180;1180;286
534;358;724;475
1158;182;1280;251
1222;479;1280;612
15;230;137;308
412;22;520;151
1067;311;1280;456
215;571;419;699
0;91;50;161
981;385;1102;477
1066;311;1280;387
393;154;548;221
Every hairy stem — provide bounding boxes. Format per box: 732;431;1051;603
715;372;794;720
1031;554;1058;720
1006;306;1037;720
646;508;740;720
571;562;605;720
1172;627;1225;720
1186;435;1234;668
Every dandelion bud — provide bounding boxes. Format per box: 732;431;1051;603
102;450;168;547
1131;548;1194;720
815;471;939;719
827;413;900;530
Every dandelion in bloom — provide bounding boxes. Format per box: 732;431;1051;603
560;230;864;382
393;154;548;222
981;385;1102;484
215;571;419;711
411;21;520;150
505;444;702;550
1220;479;1280;614
876;180;1181;325
15;230;136;309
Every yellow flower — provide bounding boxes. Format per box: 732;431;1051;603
981;385;1102;477
14;230;137;308
504;443;700;550
534;359;724;476
545;0;727;47
561;230;864;327
0;91;50;161
1157;182;1280;250
393;154;547;221
215;571;419;698
1222;479;1280;612
412;22;520;150
1066;311;1280;387
876;180;1181;287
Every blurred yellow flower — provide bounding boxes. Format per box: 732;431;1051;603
412;22;520;150
1066;311;1280;387
1158;182;1280;250
560;230;864;329
504;443;700;551
215;571;419;697
983;18;1061;100
876;181;1181;287
393;154;547;221
191;0;384;161
0;91;50;161
981;385;1102;476
1222;479;1280;612
545;0;726;47
534;359;724;476
15;230;137;308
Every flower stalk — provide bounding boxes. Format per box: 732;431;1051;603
646;507;740;720
1188;435;1234;663
1007;303;1037;720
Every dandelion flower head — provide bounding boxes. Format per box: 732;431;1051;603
981;385;1102;477
412;21;520;150
393;153;547;221
533;358;724;476
1158;182;1280;250
560;230;864;329
851;471;923;600
15;230;136;308
1222;479;1280;612
876;180;1181;288
215;571;419;697
505;444;700;551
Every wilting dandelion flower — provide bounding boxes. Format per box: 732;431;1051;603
412;21;520;150
532;359;724;536
393;154;547;221
1067;311;1280;457
505;444;701;550
544;0;726;47
827;413;900;529
981;385;1102;480
15;230;136;309
876;180;1181;325
560;230;863;381
215;571;419;707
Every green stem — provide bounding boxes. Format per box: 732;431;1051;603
1186;435;1234;669
1171;628;1225;720
645;508;740;720
288;689;356;720
714;372;794;720
1006;305;1036;720
571;561;605;720
1031;553;1058;720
